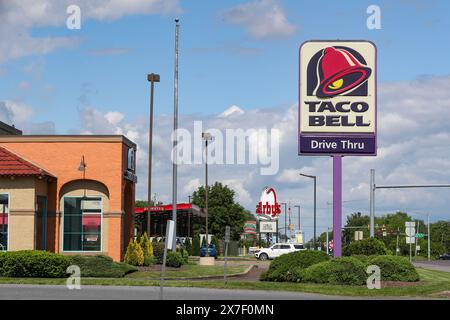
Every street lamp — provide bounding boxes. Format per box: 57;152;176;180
147;73;160;238
299;173;317;250
202;132;213;256
78;155;87;198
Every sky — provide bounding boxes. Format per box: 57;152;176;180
1;0;450;241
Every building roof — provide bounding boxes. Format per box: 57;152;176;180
0;135;136;148
0;121;22;135
135;203;204;217
0;146;55;178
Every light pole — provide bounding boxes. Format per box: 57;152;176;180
294;205;300;232
299;173;317;250
280;203;287;242
202;132;213;256
171;18;180;252
147;73;160;237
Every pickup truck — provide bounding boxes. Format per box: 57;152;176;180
254;243;306;260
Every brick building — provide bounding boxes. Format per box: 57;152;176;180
0;135;137;261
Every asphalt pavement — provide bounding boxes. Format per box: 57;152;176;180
413;260;450;272
0;284;354;300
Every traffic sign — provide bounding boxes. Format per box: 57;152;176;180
415;233;425;238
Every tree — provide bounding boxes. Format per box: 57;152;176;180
124;239;144;266
211;236;220;257
139;232;153;258
343;212;370;245
192;234;200;256
192;182;250;240
430;220;450;252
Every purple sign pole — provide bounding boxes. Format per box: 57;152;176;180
333;155;342;257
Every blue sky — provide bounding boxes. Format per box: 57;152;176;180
1;0;450;239
1;0;450;132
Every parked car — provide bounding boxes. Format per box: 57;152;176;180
437;253;450;260
254;243;306;260
200;244;217;258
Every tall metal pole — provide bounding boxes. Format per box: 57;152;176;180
326;228;329;255
205;138;209;256
171;18;180;251
427;213;431;262
147;73;160;238
313;176;317;250
369;169;375;238
281;203;287;242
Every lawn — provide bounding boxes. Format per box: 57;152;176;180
0;267;449;298
125;264;249;279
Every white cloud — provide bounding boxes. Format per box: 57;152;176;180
6;75;449;240
217;105;245;118
222;0;296;39
0;0;182;64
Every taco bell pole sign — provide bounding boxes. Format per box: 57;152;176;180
298;40;377;257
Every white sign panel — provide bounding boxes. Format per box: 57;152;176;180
406;237;415;244
166;220;175;249
81;199;102;210
259;221;277;233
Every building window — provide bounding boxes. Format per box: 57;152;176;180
0;194;8;251
63;197;102;252
127;148;135;171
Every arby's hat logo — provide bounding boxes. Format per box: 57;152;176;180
307;46;372;98
256;187;281;219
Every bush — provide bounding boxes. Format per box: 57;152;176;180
166;251;184;268
260;250;329;282
367;255;419;282
211;236;220;257
299;257;367;285
192;235;200;256
0;250;71;278
343;238;391;256
124;239;144;266
185;238;192;256
143;256;157;266
139;233;153;258
153;242;166;264
70;255;137;277
181;250;189;264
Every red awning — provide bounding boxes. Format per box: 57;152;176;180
135;203;196;214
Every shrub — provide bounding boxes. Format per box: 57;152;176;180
260;250;330;282
70;255;137;277
192;235;200;256
153;242;166;264
185;238;192;256
166;251;184;268
139;233;153;258
124;239;144;266
299;257;367;285
211;236;220;257
343;238;391;256
367;255;419;282
143;256;157;266
0;250;71;278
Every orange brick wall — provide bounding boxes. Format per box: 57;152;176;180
0;140;135;261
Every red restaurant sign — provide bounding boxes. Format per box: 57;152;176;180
255;187;281;219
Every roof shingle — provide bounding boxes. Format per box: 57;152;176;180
0;146;54;177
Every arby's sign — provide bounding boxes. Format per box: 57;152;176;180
255;187;281;220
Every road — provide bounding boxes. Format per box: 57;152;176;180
413;260;450;273
0;284;356;300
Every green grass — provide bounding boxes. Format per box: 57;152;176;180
125;264;249;279
0;267;449;298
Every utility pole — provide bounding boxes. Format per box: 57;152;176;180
281;203;287;242
171;18;180;251
369;169;375;238
427;213;431;262
202;132;213;256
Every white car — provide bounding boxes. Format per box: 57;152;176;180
254;243;306;260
